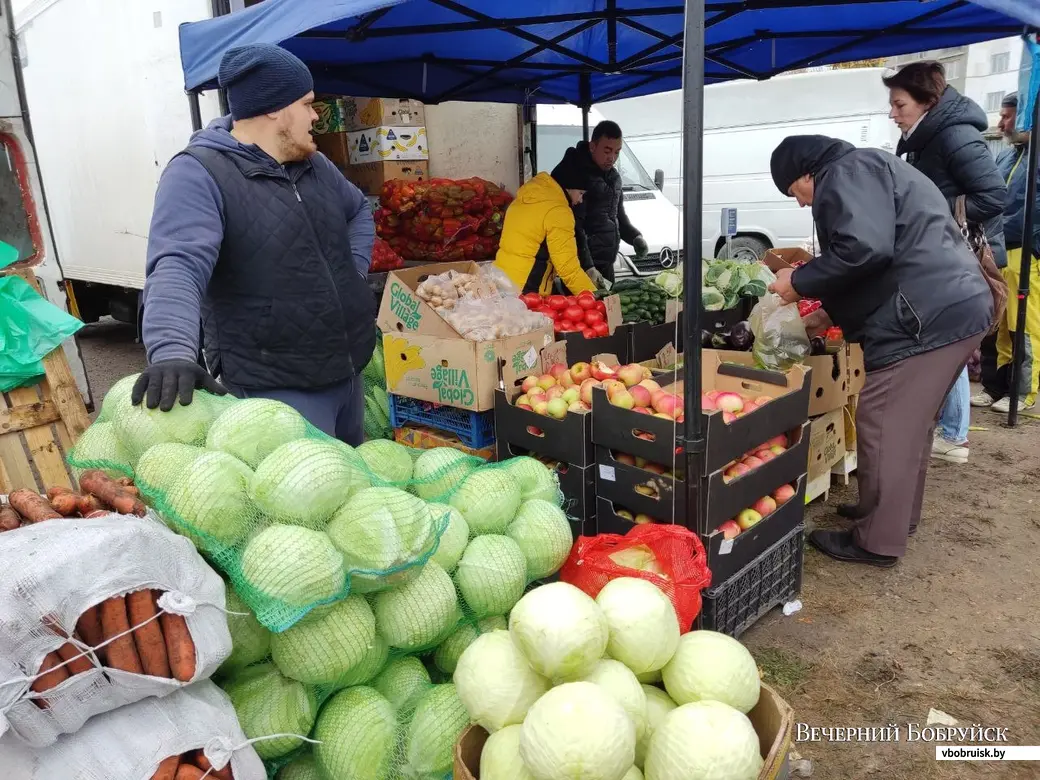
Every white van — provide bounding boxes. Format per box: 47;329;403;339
600;68;901;261
535;105;683;277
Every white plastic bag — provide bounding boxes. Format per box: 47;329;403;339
444;295;552;340
0;515;232;747
749;293;810;371
0;680;266;780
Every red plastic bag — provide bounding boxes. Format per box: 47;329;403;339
560;525;712;632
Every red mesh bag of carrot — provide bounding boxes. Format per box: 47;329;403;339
559;524;712;631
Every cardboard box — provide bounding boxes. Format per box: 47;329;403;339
807;408;845;481
843;393;859;451
341;97;425;131
455;684;794;780
393;424;495;461
344;160;428;195
316;131;351;168
804;348;849;416
313;98;347;135
763;246;812;271
377;262;553;411
846;342;865;394
348;126;428;163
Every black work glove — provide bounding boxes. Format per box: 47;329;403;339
131;359;227;411
632;235;649;258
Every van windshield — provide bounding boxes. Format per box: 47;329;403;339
536;125;657;192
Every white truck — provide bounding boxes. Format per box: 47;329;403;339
600;68;901;261
1;0;88;398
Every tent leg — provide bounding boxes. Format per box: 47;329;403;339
580;73;591;142
681;0;706;518
188;91;203;132
1007;83;1040;427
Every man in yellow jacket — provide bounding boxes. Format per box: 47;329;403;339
493;170;598;295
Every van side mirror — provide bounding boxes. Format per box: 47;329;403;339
654;169;665;190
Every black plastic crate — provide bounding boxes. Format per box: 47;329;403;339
596;475;806;584
629;312;685;363
495;389;594;467
593;422;809;533
389;394;495;449
590;356;811;475
496;439;596;538
697;523;805;639
562;325;631;365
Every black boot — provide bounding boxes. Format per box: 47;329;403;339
837;503;866;519
808;529;897;568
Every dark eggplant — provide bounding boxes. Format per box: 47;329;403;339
711;332;729;349
809;336;827;356
728;321;754;351
701;330;715;348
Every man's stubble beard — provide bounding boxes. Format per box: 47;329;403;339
278;126;316;163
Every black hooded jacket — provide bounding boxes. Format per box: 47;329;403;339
551;142;642;271
772;136;992;371
896;86;1007;267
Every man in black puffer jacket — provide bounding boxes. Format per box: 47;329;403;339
551;121;648;282
768;135;991;568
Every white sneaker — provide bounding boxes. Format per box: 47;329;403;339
931;436;969;464
969;391;997;408
989;396;1035;414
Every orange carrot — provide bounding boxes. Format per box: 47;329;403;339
0;504;21;531
195;751;233;780
50;493;82;516
126;590;171;678
76;605;104;650
8;489;61;522
98;596;144;674
175;764;206;780
78;494;105;514
159;604;197;683
77;471;146;516
54;640;93;675
31;652;69;708
151;756;180;780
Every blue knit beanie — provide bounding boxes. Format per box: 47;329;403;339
218;43;314;121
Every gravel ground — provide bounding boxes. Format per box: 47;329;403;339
75;318;146;415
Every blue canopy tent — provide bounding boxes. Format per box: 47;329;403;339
178;0;1040;467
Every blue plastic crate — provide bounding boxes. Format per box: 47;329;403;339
389;394;496;449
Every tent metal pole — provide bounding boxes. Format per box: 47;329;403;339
681;0;706;512
1007;72;1040;427
580;74;591;142
188;91;203;132
211;0;231;115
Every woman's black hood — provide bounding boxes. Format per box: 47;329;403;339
770;135;856;195
897;86;988;155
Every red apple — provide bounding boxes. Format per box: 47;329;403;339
616;364;645;388
723;462;751;483
526;425;543;436
772;484;796;504
615;452;636;466
545;385;565;402
579;378;602;406
558;371;576;389
741;400;760;415
769;444;786;455
634;513;654;525
717;520;741;540
590;361;618;381
754;449;776;463
765;435;788;449
736;508;763;530
633;407;653;415
629;384;652;408
652;392;683;418
742;455;764;470
562;387;580;405
516;403;533;411
639;379;662;394
602;379;627;401
715;391;744;414
701;393;717;411
643;462;666;475
705;390;721;402
548;362;569;380
536;374;557;391
752;496;777;517
521;375;539;393
532;400;549;415
546;398;569;419
567;400;586;413
515;394;530;407
569;362;592;383
754;396;772;407
722;411;737;424
610;389;635;409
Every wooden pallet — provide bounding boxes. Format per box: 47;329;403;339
0;270;90;493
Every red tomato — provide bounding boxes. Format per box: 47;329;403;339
537;305;554;317
548;295;568;310
582;327;597;339
565;296;578;307
553;320;565;334
583;310;605;325
594;300;607;314
577;291;597;309
564;305;584;322
592;321;610;337
559;319;577;331
521;292;542;309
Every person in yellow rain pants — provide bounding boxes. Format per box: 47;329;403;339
974;93;1040;413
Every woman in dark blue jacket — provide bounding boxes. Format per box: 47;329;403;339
883;61;1006;464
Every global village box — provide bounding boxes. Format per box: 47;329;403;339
377;262;554;412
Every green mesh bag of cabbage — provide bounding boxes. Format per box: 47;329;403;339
68;374;571;638
213;457;575;778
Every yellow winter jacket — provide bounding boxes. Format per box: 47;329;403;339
493;173;597;296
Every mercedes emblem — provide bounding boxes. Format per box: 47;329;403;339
658;247;675;268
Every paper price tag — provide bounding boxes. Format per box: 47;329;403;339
599;464;616;482
665;299;683;323
719;538;734;555
603;295;623;334
656;342;678;369
522;347;538;369
540;341;568;371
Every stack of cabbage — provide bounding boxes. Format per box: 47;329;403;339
701;259;776;312
212;454;574;779
362;334;392;440
455;579;766;780
68;375;567;637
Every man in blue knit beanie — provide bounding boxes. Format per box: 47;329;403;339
134;43;377;445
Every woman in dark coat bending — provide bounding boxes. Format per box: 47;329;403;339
769;135;992;567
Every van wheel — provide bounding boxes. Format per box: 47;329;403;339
718;236;770;263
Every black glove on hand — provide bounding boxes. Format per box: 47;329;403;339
131;360;226;412
633;236;649;258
